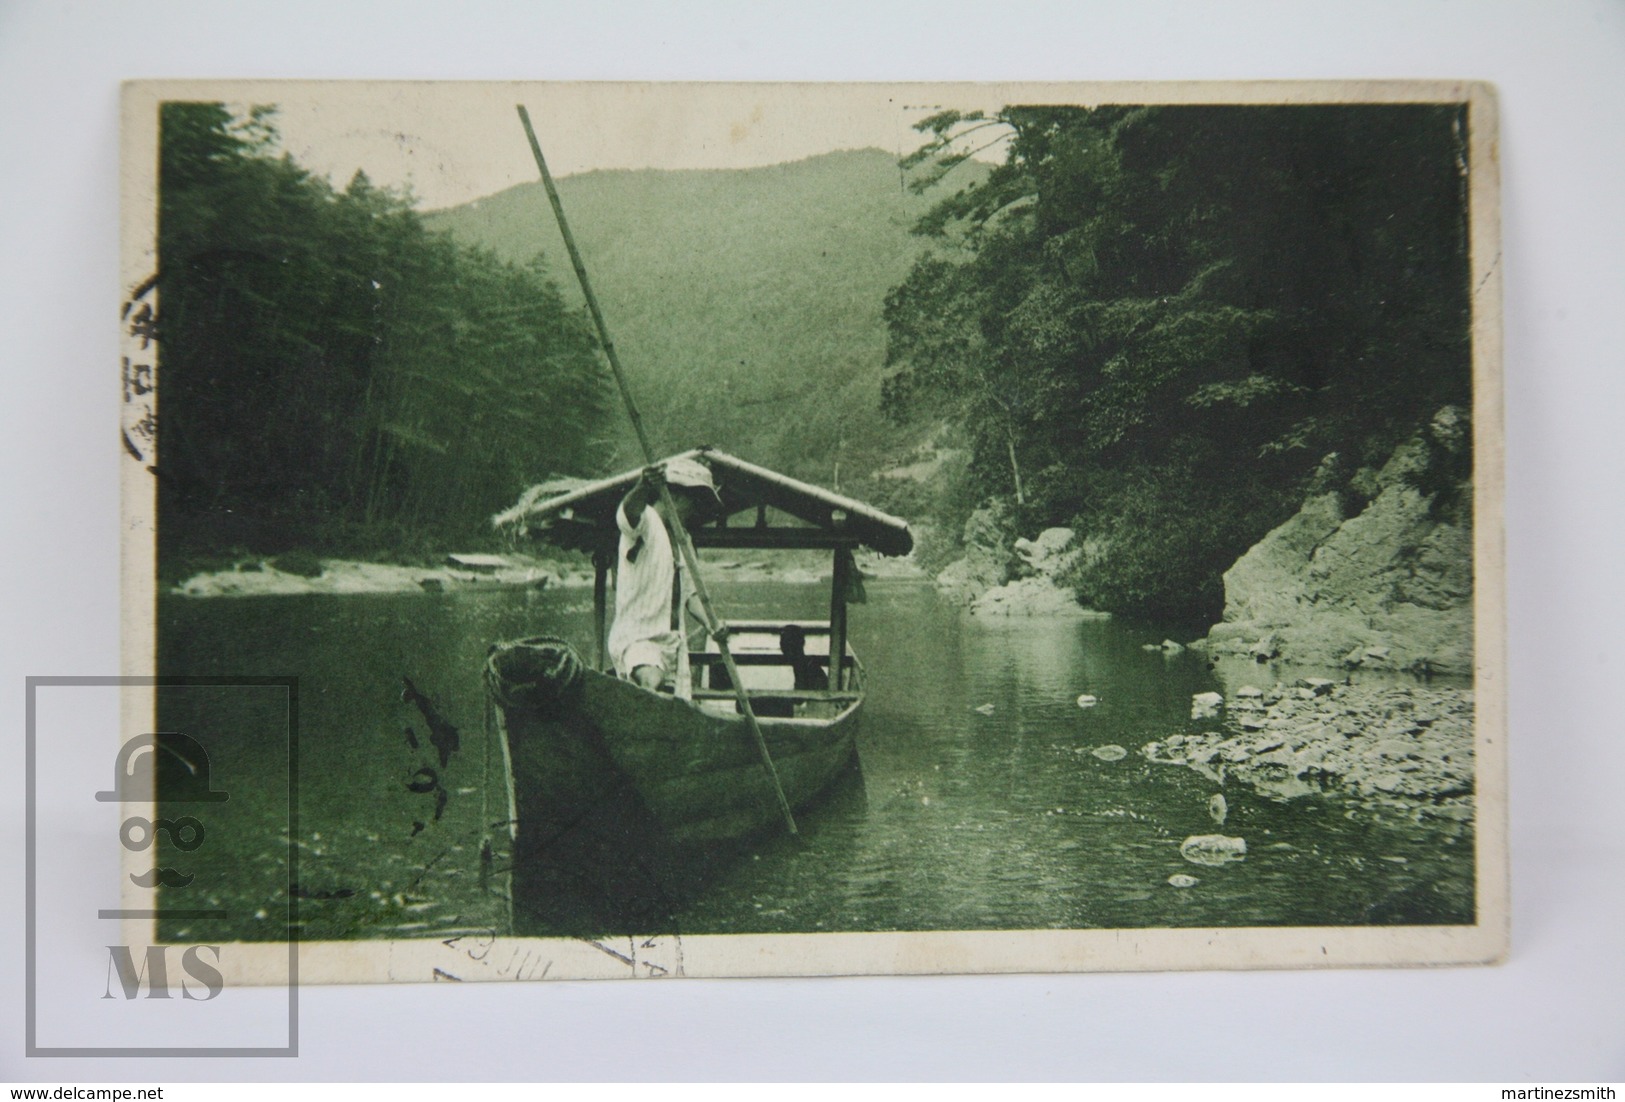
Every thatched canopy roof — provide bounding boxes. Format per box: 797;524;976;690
494;447;914;557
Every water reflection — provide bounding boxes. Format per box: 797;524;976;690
156;579;1473;940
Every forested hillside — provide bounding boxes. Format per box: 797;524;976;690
155;100;1474;629
426;150;972;486
883;105;1474;622
155;103;613;572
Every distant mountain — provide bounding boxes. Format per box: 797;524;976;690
426;148;982;487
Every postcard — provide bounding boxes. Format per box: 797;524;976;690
116;79;1505;984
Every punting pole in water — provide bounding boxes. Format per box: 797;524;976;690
515;104;799;837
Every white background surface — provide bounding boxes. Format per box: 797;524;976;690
2;0;1622;1082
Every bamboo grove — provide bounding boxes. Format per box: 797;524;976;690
156;103;612;568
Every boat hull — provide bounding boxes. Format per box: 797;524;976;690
489;641;861;931
502;669;861;841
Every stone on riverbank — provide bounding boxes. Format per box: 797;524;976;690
936;508;1109;617
972;526;1108;617
971;576;1102;617
1011;527;1080;579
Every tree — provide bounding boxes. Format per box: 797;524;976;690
156;101;612;566
883;103;1472;620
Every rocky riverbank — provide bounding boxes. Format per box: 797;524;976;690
172;553;581;597
172;549;923;598
927;407;1475;653
1193;407;1475;675
1142;679;1475;823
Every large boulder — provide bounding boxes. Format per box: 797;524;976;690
938;510;1108;617
1217;492;1345;626
971;575;1103;617
970;526;1109;617
934;502;1013;605
1010;527;1081;580
1198;410;1474;674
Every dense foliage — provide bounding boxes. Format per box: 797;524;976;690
882;105;1473;620
156;103;611;569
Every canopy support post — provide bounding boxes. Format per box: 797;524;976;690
592;545;611;671
829;546;851;691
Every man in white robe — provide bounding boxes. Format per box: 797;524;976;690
607;457;722;691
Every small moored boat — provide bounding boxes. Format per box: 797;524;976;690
487;446;912;929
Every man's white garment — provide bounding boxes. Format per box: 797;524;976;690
609;499;687;687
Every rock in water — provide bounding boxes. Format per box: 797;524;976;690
1180;834;1247;866
1167;874;1200;888
1090;744;1128;762
1191;691;1224;720
1076;694;1099;708
1208;793;1228;826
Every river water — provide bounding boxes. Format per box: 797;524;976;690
155;578;1473;942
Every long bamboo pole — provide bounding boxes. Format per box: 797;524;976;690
516;105;798;836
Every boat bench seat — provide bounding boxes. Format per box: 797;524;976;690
690;689;861;703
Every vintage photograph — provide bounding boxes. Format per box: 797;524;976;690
121;80;1505;981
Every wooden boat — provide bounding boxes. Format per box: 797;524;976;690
487;446;912;928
